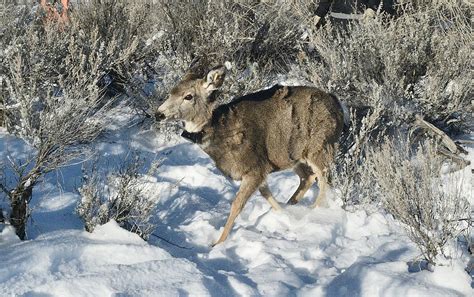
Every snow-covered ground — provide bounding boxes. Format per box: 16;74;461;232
0;112;472;297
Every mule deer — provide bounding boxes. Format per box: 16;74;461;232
156;66;344;246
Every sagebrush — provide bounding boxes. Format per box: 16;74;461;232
0;0;159;238
365;138;470;264
77;154;160;240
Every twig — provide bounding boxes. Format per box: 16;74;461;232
149;233;192;250
437;147;470;168
456;139;474;145
446;218;473;223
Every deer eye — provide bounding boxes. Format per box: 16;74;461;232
184;94;193;101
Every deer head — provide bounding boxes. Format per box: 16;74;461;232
156;66;226;132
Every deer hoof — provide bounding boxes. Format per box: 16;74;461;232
287;198;298;205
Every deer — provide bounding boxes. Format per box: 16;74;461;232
155;65;345;246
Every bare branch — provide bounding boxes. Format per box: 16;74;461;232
414;115;467;155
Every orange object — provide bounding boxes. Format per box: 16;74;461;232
39;0;69;24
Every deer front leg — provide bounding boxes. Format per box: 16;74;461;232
212;174;263;246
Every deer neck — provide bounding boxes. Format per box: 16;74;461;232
181;100;220;144
181;115;213;145
181;129;206;144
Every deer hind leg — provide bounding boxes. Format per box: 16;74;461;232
287;163;317;205
259;181;282;211
308;145;336;208
308;162;329;208
212;174;264;246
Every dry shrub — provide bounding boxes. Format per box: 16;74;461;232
304;0;472;132
365;138;470;264
304;1;472;210
77;154;160;240
68;0;158;98
330;88;386;206
1;20;110;239
0;0;160;239
2;0;161;137
155;0;304;71
0;2;33;127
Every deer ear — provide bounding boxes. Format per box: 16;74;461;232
204;66;226;92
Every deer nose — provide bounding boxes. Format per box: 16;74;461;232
155;112;166;121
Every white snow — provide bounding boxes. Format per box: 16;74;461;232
0;221;214;296
0;118;472;296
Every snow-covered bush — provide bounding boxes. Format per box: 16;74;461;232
0;0;164;239
330;92;385;207
1;25;108;239
304;0;471;208
365;138;470;265
155;1;303;72
77;154;160;240
68;0;159;101
304;0;472;133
